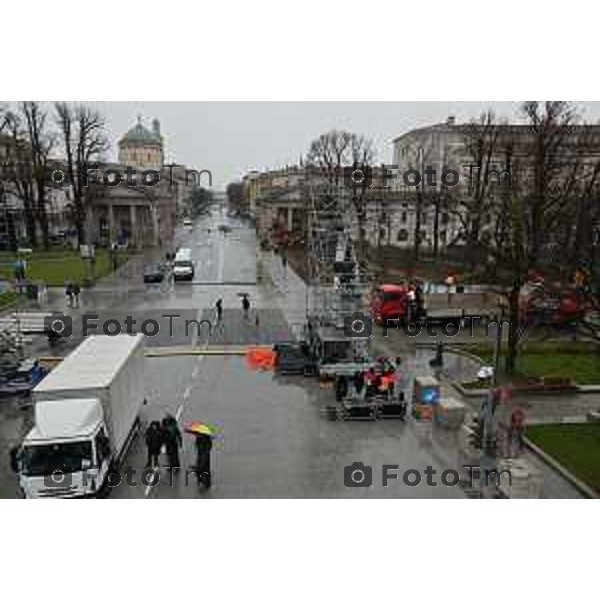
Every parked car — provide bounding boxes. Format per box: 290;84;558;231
273;342;317;375
143;262;167;283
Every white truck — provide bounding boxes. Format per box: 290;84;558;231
13;334;146;498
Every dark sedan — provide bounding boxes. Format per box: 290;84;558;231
143;262;167;283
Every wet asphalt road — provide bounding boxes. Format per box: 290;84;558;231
0;206;469;498
107;207;466;498
1;205;585;498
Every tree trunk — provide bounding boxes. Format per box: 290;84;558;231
506;284;521;374
413;191;422;262
36;182;49;249
24;193;37;247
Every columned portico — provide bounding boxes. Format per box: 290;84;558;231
129;204;138;249
108;204;116;245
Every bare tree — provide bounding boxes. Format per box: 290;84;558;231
21;101;54;248
459;110;507;268
305;129;375;265
474;101;589;373
521;101;580;266
55;102;108;246
226;181;245;214
1;109;38;246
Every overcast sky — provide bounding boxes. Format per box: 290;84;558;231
86;102;600;190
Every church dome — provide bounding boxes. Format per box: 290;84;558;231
119;118;162;147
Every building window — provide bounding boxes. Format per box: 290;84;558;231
397;228;409;242
401;211;407;223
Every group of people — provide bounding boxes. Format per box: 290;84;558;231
65;280;81;307
336;356;404;402
145;416;213;488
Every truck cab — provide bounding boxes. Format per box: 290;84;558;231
370;284;410;325
17;398;112;498
13;334;145;498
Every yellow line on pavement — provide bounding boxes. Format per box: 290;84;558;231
145;346;272;357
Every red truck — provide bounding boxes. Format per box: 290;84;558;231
519;281;588;326
370;283;478;327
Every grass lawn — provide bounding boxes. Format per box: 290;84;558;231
526;423;600;493
0;249;129;286
463;341;600;385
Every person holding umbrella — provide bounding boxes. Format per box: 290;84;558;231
185;421;216;489
194;433;213;488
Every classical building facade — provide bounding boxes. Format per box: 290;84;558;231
86;117;186;249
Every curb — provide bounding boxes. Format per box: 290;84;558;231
415;342;489;367
451;381;489;398
523;436;599;499
576;384;600;394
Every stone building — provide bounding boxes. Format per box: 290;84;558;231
85;117;187;249
390;116;600;252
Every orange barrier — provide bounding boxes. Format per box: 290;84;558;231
246;347;277;371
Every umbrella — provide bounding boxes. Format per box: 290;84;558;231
184;421;217;436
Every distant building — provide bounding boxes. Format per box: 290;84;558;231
85;117;187;249
243;167;308;244
390;116;600;251
118;117;164;170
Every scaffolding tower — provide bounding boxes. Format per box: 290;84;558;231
304;172;371;360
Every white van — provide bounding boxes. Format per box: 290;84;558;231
173;248;194;281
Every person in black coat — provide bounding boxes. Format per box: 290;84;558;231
194;433;213;488
145;421;163;468
162;415;182;469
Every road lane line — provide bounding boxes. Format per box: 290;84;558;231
217;243;225;282
175;403;184;421
183;386;191;400
144;467;159;497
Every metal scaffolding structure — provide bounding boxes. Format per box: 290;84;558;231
304;173;371;359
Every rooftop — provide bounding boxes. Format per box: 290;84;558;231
119;117;162;147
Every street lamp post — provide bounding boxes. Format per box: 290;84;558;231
478;306;505;496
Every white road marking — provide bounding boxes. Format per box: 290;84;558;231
144;298;216;498
144;468;159;497
217;243;225;282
